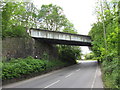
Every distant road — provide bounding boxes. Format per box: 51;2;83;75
3;60;104;89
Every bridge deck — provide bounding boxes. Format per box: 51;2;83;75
29;28;92;46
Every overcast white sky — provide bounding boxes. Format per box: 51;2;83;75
31;0;98;55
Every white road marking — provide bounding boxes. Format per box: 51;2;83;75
76;69;80;72
44;80;60;88
91;65;98;89
65;73;73;78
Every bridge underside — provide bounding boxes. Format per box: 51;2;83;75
34;37;92;46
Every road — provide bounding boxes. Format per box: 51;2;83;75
2;60;103;89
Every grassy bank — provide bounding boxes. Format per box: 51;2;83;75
1;57;71;82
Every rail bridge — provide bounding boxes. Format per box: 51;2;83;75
29;28;92;46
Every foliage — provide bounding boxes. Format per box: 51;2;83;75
102;58;119;88
62;18;77;34
84;52;95;60
89;0;119;88
58;45;81;64
2;1;38;38
38;4;67;31
2;57;68;80
37;3;78;33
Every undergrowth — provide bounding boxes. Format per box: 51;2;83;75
101;58;120;89
1;57;69;80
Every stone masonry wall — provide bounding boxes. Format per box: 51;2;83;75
2;38;58;61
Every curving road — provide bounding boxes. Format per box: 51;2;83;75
2;60;104;89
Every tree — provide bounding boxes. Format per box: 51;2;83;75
63;18;77;34
2;2;27;37
22;2;38;28
89;0;118;61
38;4;66;31
2;1;38;38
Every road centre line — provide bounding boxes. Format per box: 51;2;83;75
65;73;74;78
44;71;75;88
44;80;60;88
76;69;80;71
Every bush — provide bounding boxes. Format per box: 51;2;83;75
2;25;29;38
84;52;95;60
102;58;119;88
2;57;68;80
58;45;81;64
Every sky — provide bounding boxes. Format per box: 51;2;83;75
31;0;98;55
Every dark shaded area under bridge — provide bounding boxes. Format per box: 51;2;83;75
29;28;92;46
